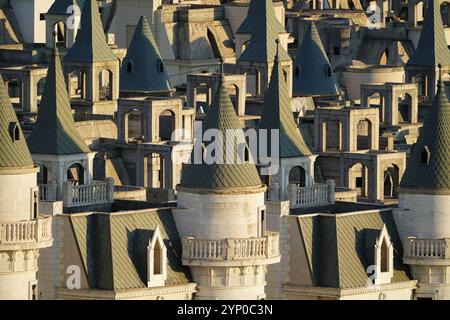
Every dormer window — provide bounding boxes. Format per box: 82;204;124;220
147;225;167;288
374;224;394;285
420;146;430;165
325;65;332;77
9;122;20;142
157;59;164;73
127;61;134;73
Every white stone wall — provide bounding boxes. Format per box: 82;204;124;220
0;171;37;221
0;270;37;300
11;0;53;44
396;193;450;240
175;191;265;239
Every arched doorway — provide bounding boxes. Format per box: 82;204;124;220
68;69;85;100
67;163;85;185
397;93;413;123
53;21;67;47
125;109;144;142
159;109;175;141
383;164;400;198
325;120;342;151
37;164;49;185
288;166;306;187
98;69;113;101
357;119;373;150
348;163;369;197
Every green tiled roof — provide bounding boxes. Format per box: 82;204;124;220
238;0;290;63
237;0;285;35
69;208;192;290
63;0;116;63
180;76;263;190
293;22;340;97
298;210;410;289
47;0;83;15
400;68;450;189
0;74;34;171
27;49;90;155
120;16;172;93
259;53;311;157
406;0;450;67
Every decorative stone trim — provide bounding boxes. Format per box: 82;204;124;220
56;283;197;300
176;185;267;195
283;280;417;297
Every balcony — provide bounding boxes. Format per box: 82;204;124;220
404;237;450;264
63;179;114;208
182;232;280;266
39;183;57;201
288;181;335;209
0;215;52;250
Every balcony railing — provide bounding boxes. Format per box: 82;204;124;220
63;179;114;208
0;215;52;245
39;184;57;201
182;232;279;261
405;237;450;259
289;181;335;208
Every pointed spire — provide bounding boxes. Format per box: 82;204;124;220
237;0;285;35
179;78;262;190
238;0;291;63
27;47;89;155
406;0;450;67
400;63;450;190
48;0;83;16
0;74;34;171
259;47;311;158
63;0;116;63
120;16;172;93
293;22;340;97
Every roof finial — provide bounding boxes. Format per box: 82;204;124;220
275;38;280;63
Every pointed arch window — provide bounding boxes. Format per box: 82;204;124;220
127;60;134;73
147;225;167;288
374;224;394;285
420;146;430;165
157;59;164;73
295;65;300;77
9;122;20;142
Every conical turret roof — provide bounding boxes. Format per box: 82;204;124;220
293;22;339;97
63;0;116;63
400;65;450;190
406;0;450;67
238;0;290;63
120;16;172;93
0;74;34;171
259;49;311;157
27;49;90;155
180;76;263;190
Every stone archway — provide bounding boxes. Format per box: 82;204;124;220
288;165;306;187
66;162;85;185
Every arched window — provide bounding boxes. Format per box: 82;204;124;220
380;239;389;272
420;146;430;165
9;122;20;142
127;61;134;73
157;59;164;73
